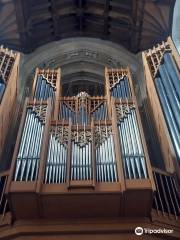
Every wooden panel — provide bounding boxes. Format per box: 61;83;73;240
0;50;20;160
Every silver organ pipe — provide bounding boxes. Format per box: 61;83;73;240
59;102;76;124
110;76;131;99
78;105;88;125
95;123;118;182
14;101;47;181
59;97;109;124
45;123;68;184
0;81;5;102
34;75;56;100
91;102;108;121
116;103;147;179
71;124;92;181
77;92;89;125
154;52;180;162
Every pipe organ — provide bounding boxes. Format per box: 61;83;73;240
143;37;180;177
0;38;179;239
5;66;156;220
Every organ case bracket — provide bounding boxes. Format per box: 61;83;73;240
5;65;158;219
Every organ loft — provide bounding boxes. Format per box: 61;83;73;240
0;1;179;239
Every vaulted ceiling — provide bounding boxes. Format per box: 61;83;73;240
0;0;175;53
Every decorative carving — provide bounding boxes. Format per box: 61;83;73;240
116;103;135;122
42;49;123;69
94;125;112;146
145;41;171;78
51;125;69;145
71;128;91;147
27;103;47;123
76;91;90;98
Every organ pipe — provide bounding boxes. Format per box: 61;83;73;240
71;124;92;181
34;75;56;100
95;122;118;182
45;122;68;184
14;100;47;181
116;101;147;179
0;79;5;102
110;76;131;99
154;51;180;162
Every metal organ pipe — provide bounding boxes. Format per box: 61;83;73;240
163;52;180;100
0;81;5;102
92;102;108;121
71;124;92;181
59;103;76;124
154;51;180;162
79;105;88;125
14;102;45;181
155;78;180;161
111;76;131;99
158;65;180;126
35;75;55;100
95;122;118;182
117;104;147;179
45;124;67;184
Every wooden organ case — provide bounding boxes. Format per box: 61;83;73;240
0;39;178;239
0;46;20;160
4;66;156;221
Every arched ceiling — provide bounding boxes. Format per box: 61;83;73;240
19;37;144;98
0;0;175;53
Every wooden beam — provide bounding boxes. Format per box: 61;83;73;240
50;0;60;39
103;0;110;36
77;0;84;31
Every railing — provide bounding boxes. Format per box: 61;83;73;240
0;174;9;224
152;168;180;220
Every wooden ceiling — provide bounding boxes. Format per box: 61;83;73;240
0;0;175;53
